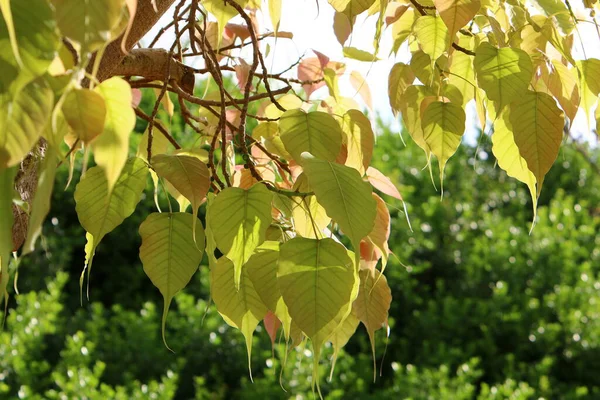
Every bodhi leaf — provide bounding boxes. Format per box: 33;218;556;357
343;47;379;61
137;129;171;212
366;166;403;201
509;91;564;193
580;58;600;97
364;193;391;272
62;88;107;144
74;157;148;296
301;153;377;255
207;184;272;290
329;313;360;380
140;212;205;350
353;269;392;380
203;0;249;49
341;109;374;175
491;109;537;220
211;255;267;379
412;15;451;62
152;153;210;243
544;61;579;123
0;78;53;169
279;109;342;162
433;0;481;38
400;85;433;156
388;62;415;116
92;77;135;194
290;174;330;239
474;42;533;111
422;101;466;192
0;166;16;293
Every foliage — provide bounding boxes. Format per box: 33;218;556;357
1;0;600;392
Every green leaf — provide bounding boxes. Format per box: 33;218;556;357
448;39;476;106
279;109;343;163
140;212;205;350
413;16;451;62
342;46;379;61
353;269;392;380
399;85;433;156
531;0;574;34
74;157;148;294
474;43;533;111
51;0;127;52
329;313;360;380
491;109;537;220
341;109;374;175
580;58;600;97
301;153;376;254
211;255;268;378
422;101;465;191
137;128;171;212
0;166;16;287
62;88;107;144
268;0;282;32
92;77;135;193
388;63;415;116
152;153;210;243
207;184;272;290
0;78;53;170
544;61;579;123
203;0;249;49
277;237;357;350
509;91;564;193
433;0;481;37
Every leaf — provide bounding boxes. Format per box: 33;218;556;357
412;16;451;62
62;88;107;144
509;91;564;191
0;166;16;289
51;0;127;52
301;153;377;254
388;63;415;116
211;255;267;378
152;153;210;243
279;109;343;163
491;109;537;219
580;58;600;97
207;184;272;290
0;0;59;93
343;47;379;62
277;237;357;351
474;42;533;110
137;129;171;212
544;61;579;123
391;8;418;54
140;212;205;350
268;0;282;32
203;0;249;49
447;39;476;106
530;0;574;34
334;11;352;45
363;193;391;272
422;101;466;191
92;77;135;193
433;0;481;37
353;269;392;380
341;110;374;175
349;70;373;110
290;175;330;239
399;85;433;155
366;166;403;201
329;313;360;380
0;78;53;170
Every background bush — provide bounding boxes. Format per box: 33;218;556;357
1;118;599;399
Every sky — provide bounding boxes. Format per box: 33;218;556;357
145;0;600;144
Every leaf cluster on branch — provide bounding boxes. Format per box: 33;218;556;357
1;0;599;394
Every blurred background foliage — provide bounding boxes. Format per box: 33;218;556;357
1;92;600;399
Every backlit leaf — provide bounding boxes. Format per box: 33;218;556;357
349;70;373;110
413;16;451;62
268;0;282;32
399;85;433;155
140;212;205;350
334;11;352;45
207;184;272;289
343;47;379;62
433;0;481;37
388;63;415;116
0;167;16;288
329;313;360;380
366;166;403;201
279;109;342;163
62;88;107;144
363;193;391;272
341;109;374;175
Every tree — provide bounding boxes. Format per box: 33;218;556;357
0;0;598;393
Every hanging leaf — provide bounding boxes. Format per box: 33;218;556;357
363;193;391;272
329;313;360;380
152;153;210;242
334;11;352;45
433;0;481;38
0;78;53;169
301;153;376;256
388;63;415;116
412;15;451;62
366;167;403;201
353;269;392;380
0;166;16;288
268;0;282;32
343;47;379;62
279;109;343;163
92;77;135;193
62;88;107;144
340;109;374;175
203;0;249;49
211;255;267;378
544;61;579;123
422;101;466;191
491;109;537;218
290;174;330;239
140;212;205;350
391;8;418;54
474;42;533;111
530;0;574;34
137;128;171;212
399;85;433;155
207;184;272;290
447;39;476;106
509;91;564;192
580;58;600;97
349;70;373;110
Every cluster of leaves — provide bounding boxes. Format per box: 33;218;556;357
1;0;599;391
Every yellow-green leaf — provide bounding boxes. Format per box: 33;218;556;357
364;193;391;272
474;42;533;110
412;15;451;62
203;0;249;49
137;128;171;211
0;166;16;286
343;46;379;61
341;109;374;175
207;184;272;290
433;0;481;37
329;313;360;380
62;88;107;144
92;77;135;193
422;101;466;191
580;58;600;97
530;0;574;34
268;0;281;32
399;85;433;155
140;212;205;350
279;109;342;163
0;78;52;170
544;61;579;123
388;62;415;116
509;91;564;191
301;153;376;253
